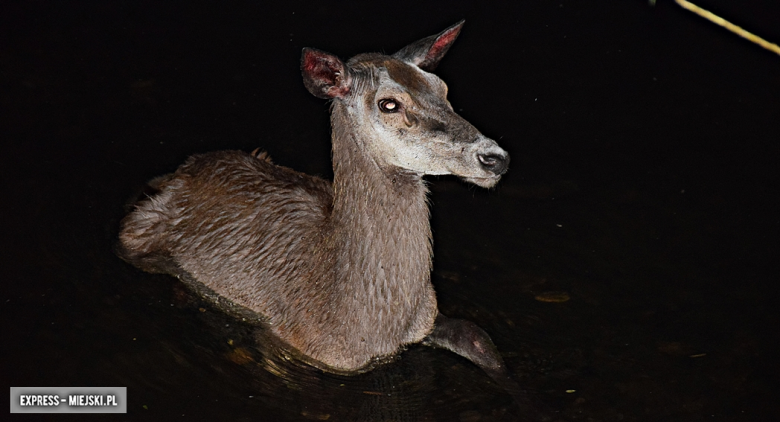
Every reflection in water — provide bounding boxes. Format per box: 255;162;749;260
5;1;780;420
202;309;542;421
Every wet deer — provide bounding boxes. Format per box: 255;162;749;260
117;21;511;374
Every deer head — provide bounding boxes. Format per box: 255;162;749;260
301;21;509;188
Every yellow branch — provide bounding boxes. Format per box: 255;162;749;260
675;0;780;56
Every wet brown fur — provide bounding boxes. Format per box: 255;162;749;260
117;22;509;373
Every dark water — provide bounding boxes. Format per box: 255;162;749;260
2;1;779;420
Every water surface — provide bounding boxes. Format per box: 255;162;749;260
3;1;779;420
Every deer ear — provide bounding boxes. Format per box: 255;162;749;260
301;48;352;99
393;20;464;72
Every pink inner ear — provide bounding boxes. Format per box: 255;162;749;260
426;26;461;64
303;51;338;85
302;49;350;98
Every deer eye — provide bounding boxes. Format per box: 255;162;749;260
378;98;400;113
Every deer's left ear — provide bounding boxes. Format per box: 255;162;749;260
393;20;464;72
301;48;352;99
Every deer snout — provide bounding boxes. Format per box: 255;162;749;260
477;151;510;175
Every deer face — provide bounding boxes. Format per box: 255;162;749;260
356;58;508;188
301;21;509;188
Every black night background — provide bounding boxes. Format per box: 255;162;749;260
2;1;779;420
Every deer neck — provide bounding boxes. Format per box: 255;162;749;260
325;101;435;334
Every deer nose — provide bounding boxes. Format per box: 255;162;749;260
477;152;510;175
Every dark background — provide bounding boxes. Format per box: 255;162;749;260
2;0;779;420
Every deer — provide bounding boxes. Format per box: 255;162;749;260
117;21;512;376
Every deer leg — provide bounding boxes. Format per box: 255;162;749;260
423;313;505;370
424;313;552;420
